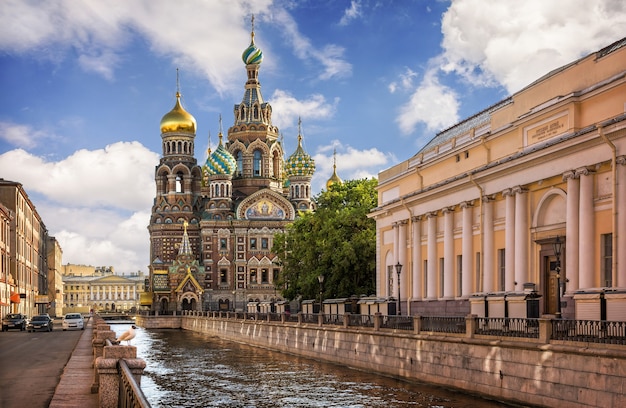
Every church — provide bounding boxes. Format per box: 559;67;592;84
145;24;321;313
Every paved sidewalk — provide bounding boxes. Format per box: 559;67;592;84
49;318;98;408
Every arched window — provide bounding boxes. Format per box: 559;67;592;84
253;150;262;176
236;151;243;176
176;172;183;193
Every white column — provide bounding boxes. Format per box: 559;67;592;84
90;286;93;301
398;220;407;301
393;222;400;298
514;187;528;291
504;189;516;292
483;197;495;292
617;157;626;287
443;207;455;298
412;216;422;299
578;168;595;288
564;171;580;292
461;201;473;297
427;212;438;299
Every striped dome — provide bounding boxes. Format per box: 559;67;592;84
242;31;263;65
204;136;236;176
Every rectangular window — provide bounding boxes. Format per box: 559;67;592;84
602;233;613;287
250;238;257;249
439;258;444;298
261;268;268;283
456;255;463;296
497;249;506;291
220;269;227;283
261;238;269;249
475;252;481;292
423;260;428;298
273;269;280;283
250;268;257;283
387;265;393;297
220;238;227;250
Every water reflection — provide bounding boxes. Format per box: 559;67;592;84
111;324;511;408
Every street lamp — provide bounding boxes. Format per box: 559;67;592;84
395;262;403;316
317;275;324;314
552;236;562;318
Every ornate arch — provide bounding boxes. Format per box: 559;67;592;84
237;189;295;220
532;188;567;229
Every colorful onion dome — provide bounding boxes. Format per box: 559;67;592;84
160;92;197;134
286;133;315;177
204;133;236;176
242;30;263;65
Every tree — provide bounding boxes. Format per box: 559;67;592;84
273;178;378;301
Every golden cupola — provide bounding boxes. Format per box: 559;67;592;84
160;92;197;134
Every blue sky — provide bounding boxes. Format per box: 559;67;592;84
0;0;624;274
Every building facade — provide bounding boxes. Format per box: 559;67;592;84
147;24;316;312
62;264;146;314
47;237;64;317
0;179;52;317
370;38;626;319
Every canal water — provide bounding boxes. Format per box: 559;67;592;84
111;324;515;408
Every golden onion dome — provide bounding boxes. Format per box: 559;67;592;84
160;92;197;134
326;149;342;189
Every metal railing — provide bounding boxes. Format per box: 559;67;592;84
118;359;151;408
552;319;626;345
476;317;540;339
175;310;625;345
421;316;466;334
381;315;414;331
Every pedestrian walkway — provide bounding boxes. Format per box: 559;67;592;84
49;318;98;408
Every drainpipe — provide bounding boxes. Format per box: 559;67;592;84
599;125;618;283
414;166;423;190
480;136;491;163
468;173;484;291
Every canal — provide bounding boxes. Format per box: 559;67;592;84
112;324;517;407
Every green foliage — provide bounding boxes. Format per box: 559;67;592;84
273;178;378;301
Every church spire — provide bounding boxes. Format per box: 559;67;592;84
178;221;193;256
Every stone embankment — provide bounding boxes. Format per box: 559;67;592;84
137;313;626;408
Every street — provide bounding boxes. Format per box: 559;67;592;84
0;321;83;408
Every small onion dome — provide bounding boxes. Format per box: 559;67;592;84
204;134;236;176
326;149;342;189
242;31;263;65
285;135;315;177
160;92;197;134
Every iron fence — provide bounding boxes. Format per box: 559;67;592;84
421;316;466;334
552;319;626;345
476;317;540;339
118;359;151;408
381;315;414;331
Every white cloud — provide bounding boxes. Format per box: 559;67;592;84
269;89;338;130
440;0;626;93
388;68;418;94
311;142;389;192
0;121;53;148
0;141;158;211
0;141;158;273
339;1;363;26
396;68;460;135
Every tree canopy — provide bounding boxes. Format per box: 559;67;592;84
273;178;378;301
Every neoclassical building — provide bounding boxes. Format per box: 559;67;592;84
146;23;316;312
369;38;626;319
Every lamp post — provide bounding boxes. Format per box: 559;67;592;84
552;236;562;318
395;262;403;315
317;275;324;314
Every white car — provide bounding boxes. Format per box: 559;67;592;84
62;313;84;330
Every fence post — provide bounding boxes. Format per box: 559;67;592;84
539;315;554;343
374;313;382;331
96;346;144;408
91;327;116;393
343;313;350;328
413;315;421;335
318;312;324;326
465;314;477;338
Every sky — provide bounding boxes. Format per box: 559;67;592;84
0;0;624;274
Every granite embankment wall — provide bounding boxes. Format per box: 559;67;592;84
136;315;626;408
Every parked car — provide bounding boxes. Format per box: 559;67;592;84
2;313;28;331
27;314;54;332
62;313;84;330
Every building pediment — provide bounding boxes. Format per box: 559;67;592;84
92;275;136;284
237;189;294;220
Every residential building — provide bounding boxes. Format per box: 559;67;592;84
0;179;51;316
369;38;626;319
